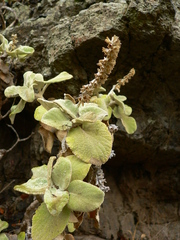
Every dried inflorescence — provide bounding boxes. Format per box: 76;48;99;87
78;35;121;103
114;68;135;92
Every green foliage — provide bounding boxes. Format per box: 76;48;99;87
0;34;34;60
3;34;137;239
0;219;8;240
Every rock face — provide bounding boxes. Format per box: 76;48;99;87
1;0;180;239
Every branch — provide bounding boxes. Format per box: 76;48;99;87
0;125;34;160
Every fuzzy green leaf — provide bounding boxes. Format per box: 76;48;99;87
91;95;112;121
37;98;57;110
17;232;26;240
66;121;112;165
45;72;73;84
14;164;48;194
9;99;26;124
0;233;8;240
14;177;48;195
52;157;72;190
67;155;91;181
113;106;137;134
5;85;35;102
31;165;48;179
0;34;9;53
32;203;70;240
73;103;108;123
67;180;104;212
44;188;69;216
54;99;78;119
0;219;8;232
7;45;34;59
34;105;47;121
4;85;19;98
41;107;72;130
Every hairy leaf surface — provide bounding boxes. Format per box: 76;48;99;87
67;180;104;212
32;203;70;240
66;121;112;165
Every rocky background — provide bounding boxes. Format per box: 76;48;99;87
0;0;180;239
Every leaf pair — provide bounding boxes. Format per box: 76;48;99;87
4;71;73;123
0;34;34;60
91;92;137;134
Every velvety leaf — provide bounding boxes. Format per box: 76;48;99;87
78;103;108;122
0;233;8;240
67;223;75;233
34;105;47;121
14;177;48;195
124;104;132;115
45;72;73;84
0;219;8;232
38;126;54;153
67;155;91;181
41;107;72;130
113;106;137;134
31;165;48;179
66;121;112;165
17;86;35;102
54;99;78;119
67;180;104;212
17;232;26;240
52;157;72;190
47;156;56;186
9;99;26;124
37;98;57;111
23;71;36;87
7;45;34;59
0;34;9;53
4;85;19;98
32;203;70;240
91;95;112;121
44;188;69;216
5;85;35;102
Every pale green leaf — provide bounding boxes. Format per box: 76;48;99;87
0;233;8;240
124;104;132;115
45;72;73;84
52;157;72;190
32;203;70;240
14;177;48;194
7;45;34;59
37;98;57;111
113;106;137;134
67;180;104;212
4;85;35;102
18;86;35;102
17;232;26;240
34;105;47;121
0;34;9;53
66;121;112;165
31;165;48;179
23;71;36;87
67;155;91;181
54;99;78;119
9;99;26;124
78;103;108;122
44;188;69;216
41;107;72;130
4;85;19;98
0;219;8;232
47;156;56;187
91;95;112;121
